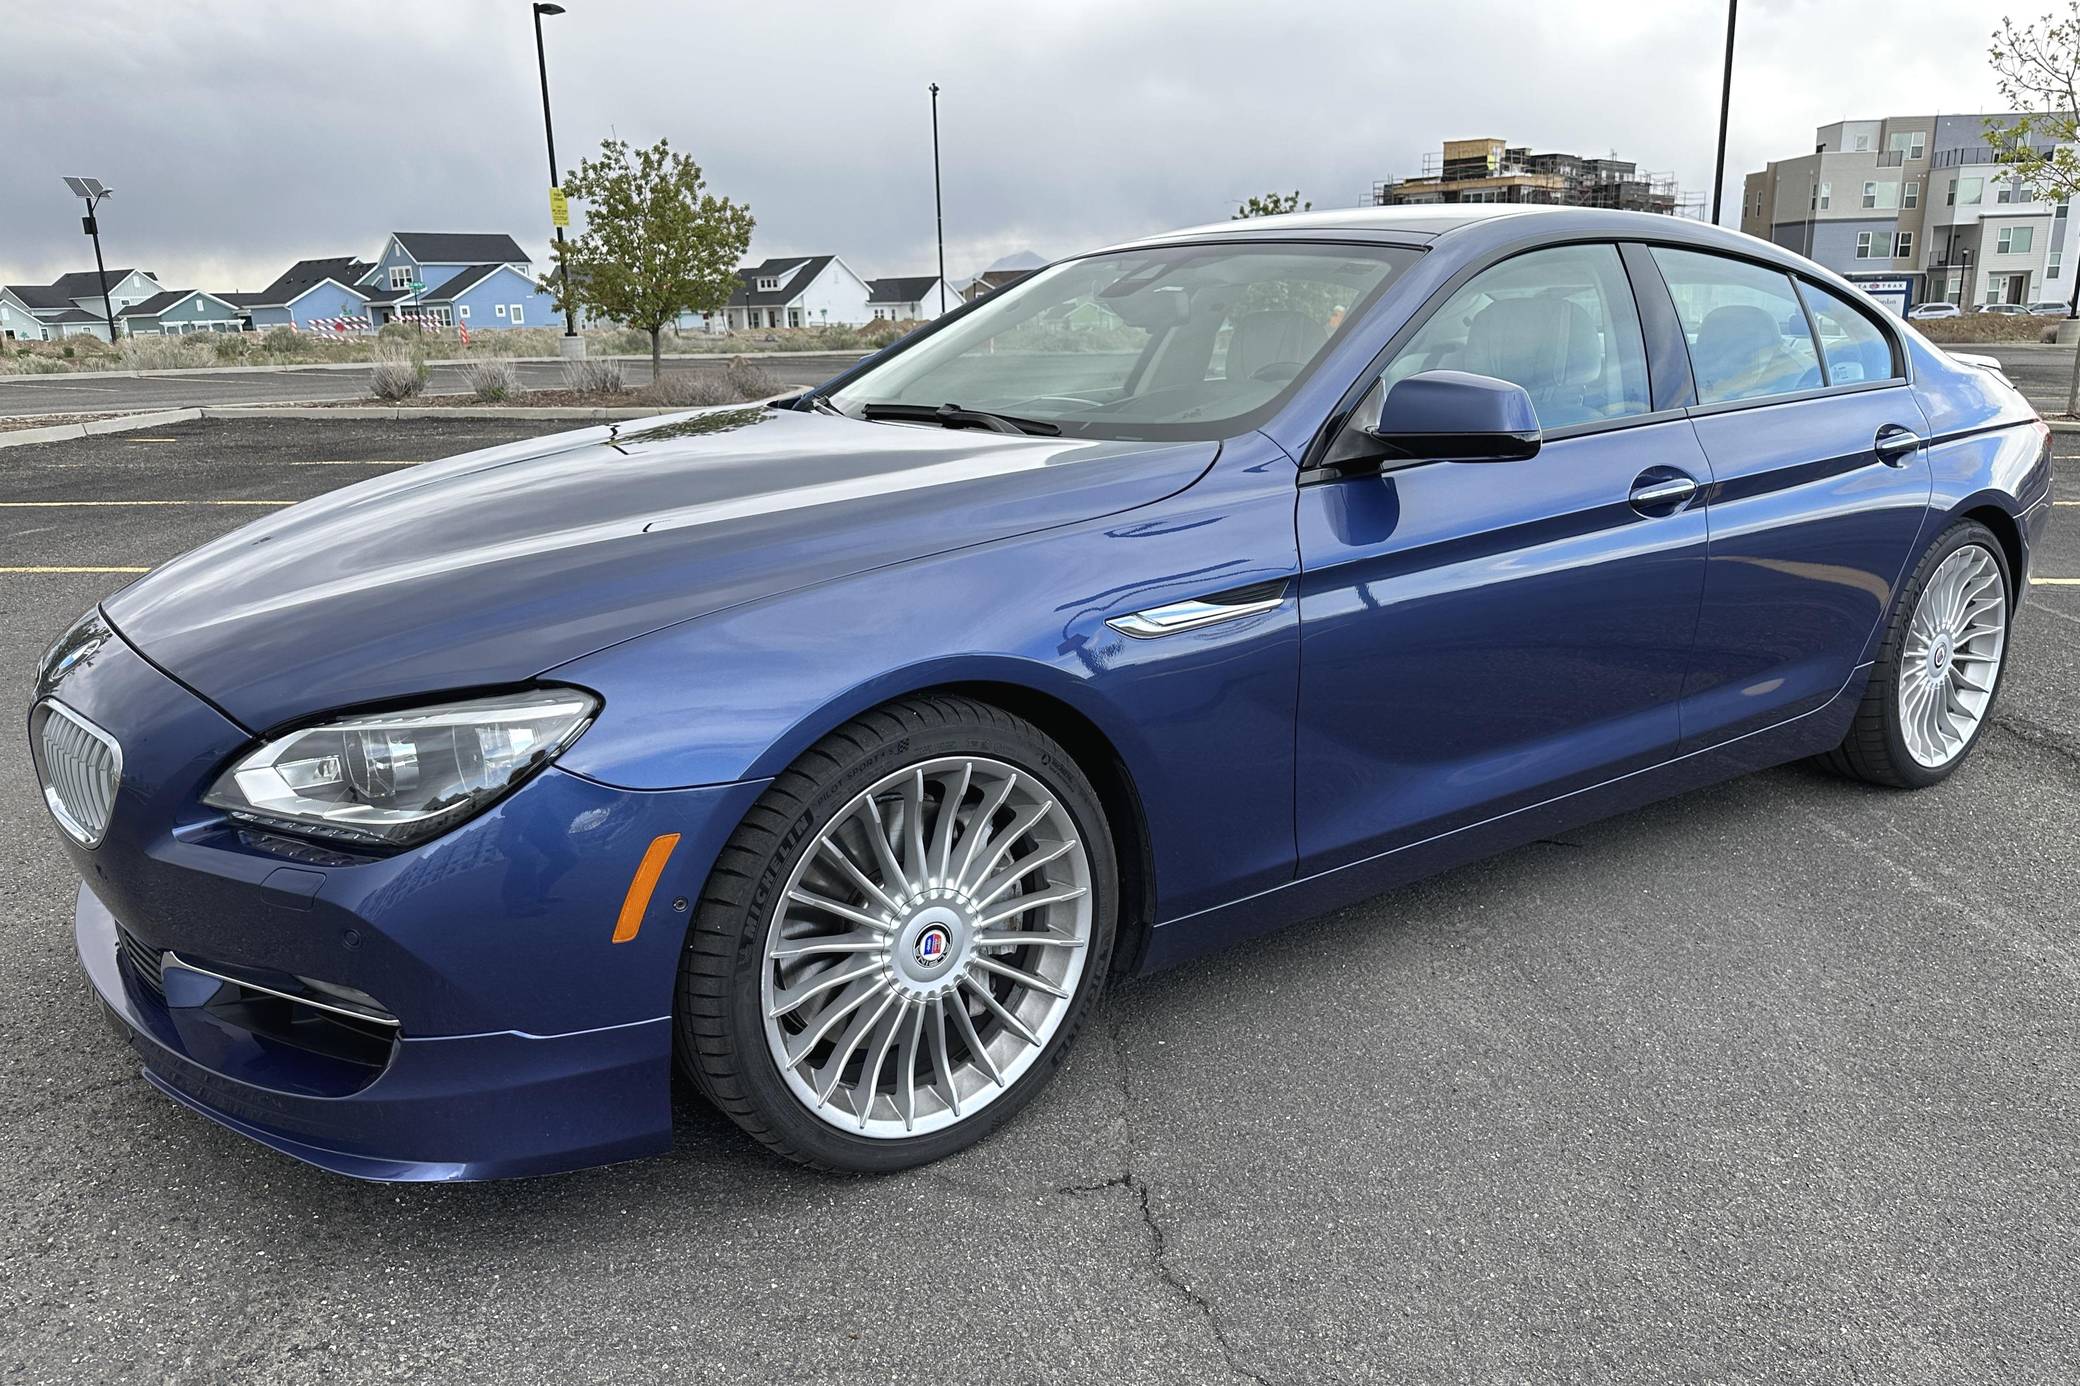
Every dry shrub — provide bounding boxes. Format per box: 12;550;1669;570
466;357;520;401
562;356;626;394
644;371;738;408
368;344;427;401
725;356;780;399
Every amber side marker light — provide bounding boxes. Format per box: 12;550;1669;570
613;833;682;943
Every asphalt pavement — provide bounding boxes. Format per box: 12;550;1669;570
2;418;2077;1383
0;353;864;417
1937;340;2078;416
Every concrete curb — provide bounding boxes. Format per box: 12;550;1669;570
0;349;871;383
2049;420;2080;433
0;408;203;450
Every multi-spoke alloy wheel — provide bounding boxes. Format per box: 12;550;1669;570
761;755;1093;1138
1824;521;2013;789
676;696;1116;1171
1896;544;2007;769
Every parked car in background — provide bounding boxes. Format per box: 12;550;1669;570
30;206;2054;1180
2027;301;2072;316
1979;303;2029;316
1907;302;1962;320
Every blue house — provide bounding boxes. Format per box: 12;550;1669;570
0;285;50;341
222;234;557;334
117;290;247;334
355;233;557;329
233;257;376;331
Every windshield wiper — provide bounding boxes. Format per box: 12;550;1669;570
858;402;1061;436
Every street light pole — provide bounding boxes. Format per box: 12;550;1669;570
85;205;117;342
62;178;119;341
1710;0;1739;225
533;2;580;351
931;83;947;315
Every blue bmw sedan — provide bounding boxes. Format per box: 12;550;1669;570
29;207;2053;1178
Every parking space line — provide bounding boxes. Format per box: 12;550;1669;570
1;566;150;574
0;500;291;508
2032;577;2080;585
292;459;421;466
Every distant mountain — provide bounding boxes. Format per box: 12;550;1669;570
983;250;1046;272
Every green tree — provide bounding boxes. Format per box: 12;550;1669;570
1233;191;1311;219
1987;5;2080;409
542;137;754;373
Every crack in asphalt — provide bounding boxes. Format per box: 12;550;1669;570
1989;711;2080;773
1048;1011;1272;1386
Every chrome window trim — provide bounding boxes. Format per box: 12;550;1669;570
34;699;123;848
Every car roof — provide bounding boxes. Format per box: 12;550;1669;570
1087;204;1914;317
1104;204;1818;264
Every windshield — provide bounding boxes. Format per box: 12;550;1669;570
828;241;1416;440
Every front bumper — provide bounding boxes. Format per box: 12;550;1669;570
79;884;674;1180
41;613;769;1180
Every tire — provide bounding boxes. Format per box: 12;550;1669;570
1822;519;2013;788
675;694;1118;1172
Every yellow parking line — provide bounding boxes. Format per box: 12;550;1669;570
0;500;292;508
2033;577;2080;585
0;566;150;574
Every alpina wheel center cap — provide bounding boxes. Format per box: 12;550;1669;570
894;904;967;989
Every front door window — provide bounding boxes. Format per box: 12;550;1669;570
1380;244;1651;429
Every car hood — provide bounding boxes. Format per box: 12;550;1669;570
103;406;1217;731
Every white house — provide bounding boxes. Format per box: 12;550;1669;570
686;256;874;332
4;267;167;341
866;275;958;322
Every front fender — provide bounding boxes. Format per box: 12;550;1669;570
550;431;1306;922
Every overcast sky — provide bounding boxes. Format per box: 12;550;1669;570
0;0;2016;293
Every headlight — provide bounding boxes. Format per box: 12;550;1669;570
203;688;598;847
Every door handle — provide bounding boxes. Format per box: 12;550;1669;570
1628;474;1698;512
1873;424;1925;464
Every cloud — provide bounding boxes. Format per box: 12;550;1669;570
0;0;2011;293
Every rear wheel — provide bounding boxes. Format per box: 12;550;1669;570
675;695;1117;1171
1823;519;2011;788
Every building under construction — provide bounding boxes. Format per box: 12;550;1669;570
1375;138;1692;216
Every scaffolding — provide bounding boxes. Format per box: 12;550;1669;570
1373;138;1688;215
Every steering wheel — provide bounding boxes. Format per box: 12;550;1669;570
1250;361;1303;383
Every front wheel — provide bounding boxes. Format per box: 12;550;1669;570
675;695;1117;1171
1823;519;2012;788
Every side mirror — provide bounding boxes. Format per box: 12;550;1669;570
1331;369;1542;468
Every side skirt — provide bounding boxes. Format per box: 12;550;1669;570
1140;662;1872;973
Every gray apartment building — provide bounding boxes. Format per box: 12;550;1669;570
1741;114;2080;314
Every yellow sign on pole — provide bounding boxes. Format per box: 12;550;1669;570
549;187;570;228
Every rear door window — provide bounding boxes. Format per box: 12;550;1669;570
1650;247;1821;405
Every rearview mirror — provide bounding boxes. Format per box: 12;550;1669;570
1335;370;1542;468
